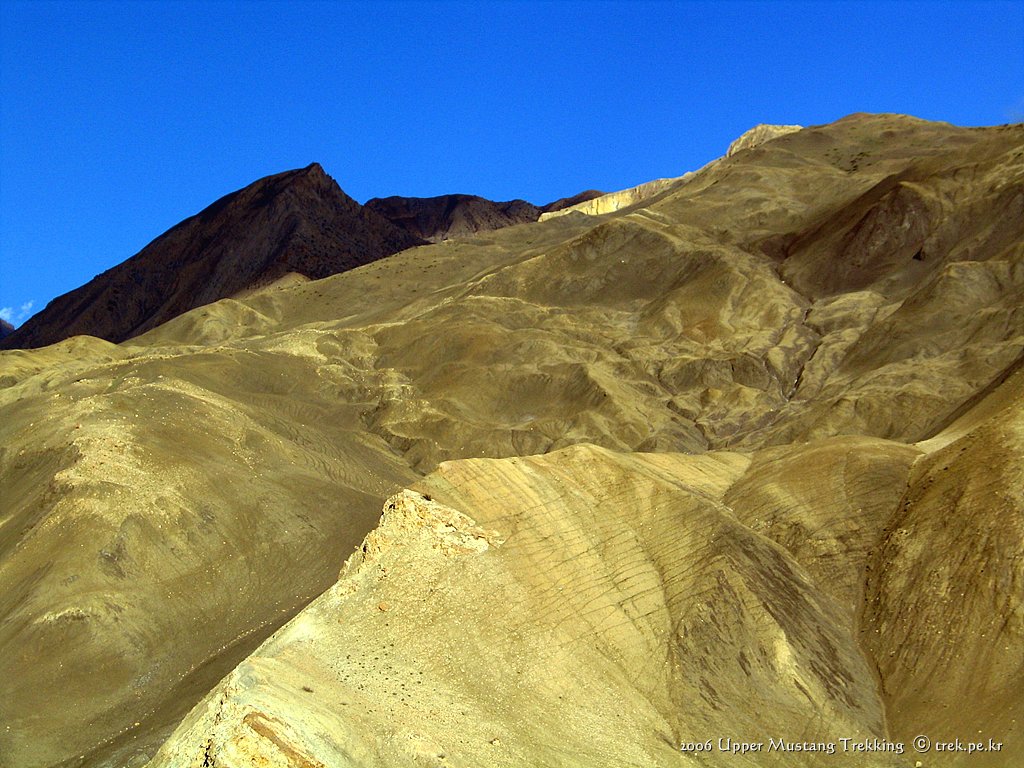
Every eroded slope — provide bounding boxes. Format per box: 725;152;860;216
147;363;1024;768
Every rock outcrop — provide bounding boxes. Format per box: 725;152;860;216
539;176;683;220
726;123;803;155
539;123;804;224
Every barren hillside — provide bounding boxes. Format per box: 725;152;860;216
1;113;1021;768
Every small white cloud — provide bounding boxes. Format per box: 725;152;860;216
0;301;35;326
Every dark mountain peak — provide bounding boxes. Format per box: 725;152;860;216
183;163;352;229
0;318;14;340
287;162;338;190
1;166;424;350
249;162;344;199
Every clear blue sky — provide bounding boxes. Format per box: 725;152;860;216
1;0;1022;327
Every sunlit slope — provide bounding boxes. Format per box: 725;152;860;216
145;446;901;768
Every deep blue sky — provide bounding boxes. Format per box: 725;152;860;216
1;0;1022;327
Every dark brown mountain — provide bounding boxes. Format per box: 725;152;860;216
0;318;14;340
0;163;425;349
365;189;604;242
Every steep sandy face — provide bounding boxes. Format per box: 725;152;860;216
722;436;921;613
146;446;910;768
862;366;1024;766
1;164;425;350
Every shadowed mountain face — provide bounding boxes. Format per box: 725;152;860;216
365;194;541;242
365;189;604;242
0;164;425;350
0;318;13;340
1;114;1023;768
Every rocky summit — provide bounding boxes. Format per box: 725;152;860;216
1;113;1022;768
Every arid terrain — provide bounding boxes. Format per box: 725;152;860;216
1;113;1022;767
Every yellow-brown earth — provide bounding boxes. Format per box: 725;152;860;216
1;114;1022;767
